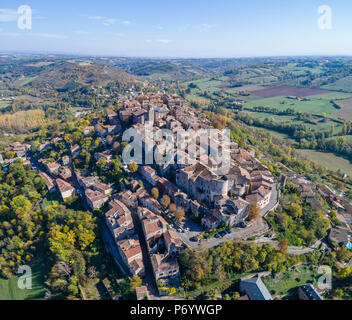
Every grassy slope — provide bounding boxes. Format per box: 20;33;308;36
297;149;352;176
0;101;10;110
323;76;352;92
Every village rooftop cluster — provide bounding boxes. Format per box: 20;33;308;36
3;91;352;300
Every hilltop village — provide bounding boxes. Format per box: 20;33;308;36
3;91;352;300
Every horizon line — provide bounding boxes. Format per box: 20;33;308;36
1;50;352;60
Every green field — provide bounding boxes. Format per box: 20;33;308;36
14;76;38;86
245;111;294;121
253;127;292;141
323;76;352;92
312;92;352;100
244;95;343;115
232;68;278;85
0;266;46;300
262;265;321;298
186;77;226;93
0;100;10;110
244;111;343;134
185;77;228;102
297;149;352;176
279;63;323;76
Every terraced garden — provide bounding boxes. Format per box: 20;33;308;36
262;265;322;299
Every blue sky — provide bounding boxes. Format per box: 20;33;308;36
0;0;350;57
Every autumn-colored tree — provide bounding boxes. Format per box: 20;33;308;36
128;161;138;173
112;141;120;153
97;157;107;169
288;203;303;218
278;239;289;255
106;135;114;145
336;247;352;263
332;289;344;298
169;203;177;214
129;274;142;292
175;207;185;221
151;187;159;200
4;150;15;160
248;202;261;221
337;266;352;279
336;181;345;191
64;134;72;146
160;195;171;209
232;292;241;300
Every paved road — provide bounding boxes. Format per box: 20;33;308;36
254;237;322;255
336;251;352;269
288;240;322;255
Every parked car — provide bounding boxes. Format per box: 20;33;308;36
215;233;220;239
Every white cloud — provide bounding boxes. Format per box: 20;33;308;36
0;29;66;39
144;39;172;44
74;30;89;35
30;33;67;39
0;8;18;23
32;15;47;21
122;20;131;25
157;39;172;44
202;23;215;30
155;24;163;30
89;16;116;26
177;25;190;32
